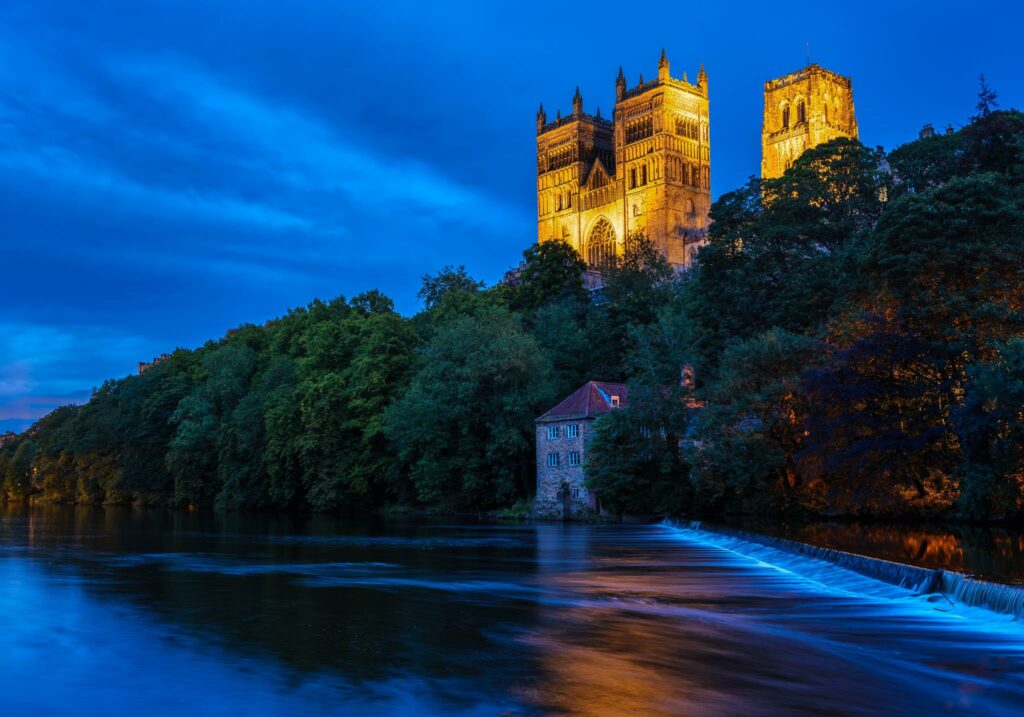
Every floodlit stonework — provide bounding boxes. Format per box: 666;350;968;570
761;64;858;179
536;50;710;271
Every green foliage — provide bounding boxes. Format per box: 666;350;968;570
6;97;1022;522
506;239;587;314
690;329;819;514
955;340;1024;520
417;265;485;316
586;232;675;380
385;304;553;509
585;399;690;516
684;138;886;375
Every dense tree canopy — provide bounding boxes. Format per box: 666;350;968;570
4;92;1023;522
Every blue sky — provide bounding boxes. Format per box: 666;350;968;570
2;0;1022;432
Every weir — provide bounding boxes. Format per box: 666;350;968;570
664;519;1024;620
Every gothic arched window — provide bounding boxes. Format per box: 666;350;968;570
586;218;616;267
796;100;806;124
781;104;790;129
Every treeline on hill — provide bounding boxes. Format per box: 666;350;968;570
2;90;1023;520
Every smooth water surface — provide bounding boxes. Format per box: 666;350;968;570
2;505;1023;716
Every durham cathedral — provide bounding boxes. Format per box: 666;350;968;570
535;53;858;272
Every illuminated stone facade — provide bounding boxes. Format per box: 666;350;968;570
536;51;710;271
761;64;858;179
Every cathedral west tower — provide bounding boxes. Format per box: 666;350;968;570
536;50;710;271
761;64;858;179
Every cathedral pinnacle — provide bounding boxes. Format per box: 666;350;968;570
638;72;644;85
536;102;546;133
572;86;583;115
616;66;626;101
658;48;670;81
698;63;708;85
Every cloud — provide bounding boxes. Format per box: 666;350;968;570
0;38;535;429
0;322;150;425
0;42;529;274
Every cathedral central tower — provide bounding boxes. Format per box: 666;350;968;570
761;64;858;179
536;50;710;271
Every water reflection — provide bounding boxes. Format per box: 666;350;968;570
1;505;1023;716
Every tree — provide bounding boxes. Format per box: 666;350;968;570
385;304;554;508
690;329;819;514
802;319;956;515
506;239;587;314
585;383;692;517
167;344;257;507
888;130;963;195
586;232;675;380
417;265;485;313
685;139;886;375
955;340;1024;520
3;439;34;501
852;173;1024;369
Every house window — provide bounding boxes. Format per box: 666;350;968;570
547;425;560;440
568;451;581;466
572;487;580;499
640;426;652;438
566;424;579;439
610;395;620;407
546;453;560;467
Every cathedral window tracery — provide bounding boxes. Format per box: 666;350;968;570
586;218;616;267
548;146;573;171
675;117;699;140
626;116;653;144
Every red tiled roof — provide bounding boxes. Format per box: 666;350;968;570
536;381;628;422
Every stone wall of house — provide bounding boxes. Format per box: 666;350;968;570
534;418;598;519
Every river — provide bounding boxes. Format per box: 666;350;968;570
1;505;1022;716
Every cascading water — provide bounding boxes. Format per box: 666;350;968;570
664;519;1024;620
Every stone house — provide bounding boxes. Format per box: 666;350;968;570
534;381;628;518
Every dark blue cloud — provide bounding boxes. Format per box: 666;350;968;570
1;0;1022;431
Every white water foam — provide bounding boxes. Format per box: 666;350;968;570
663;519;1024;622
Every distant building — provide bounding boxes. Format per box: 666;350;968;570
919;122;955;139
761;64;858;179
534;381;628;518
138;353;171;375
536;50;710;273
